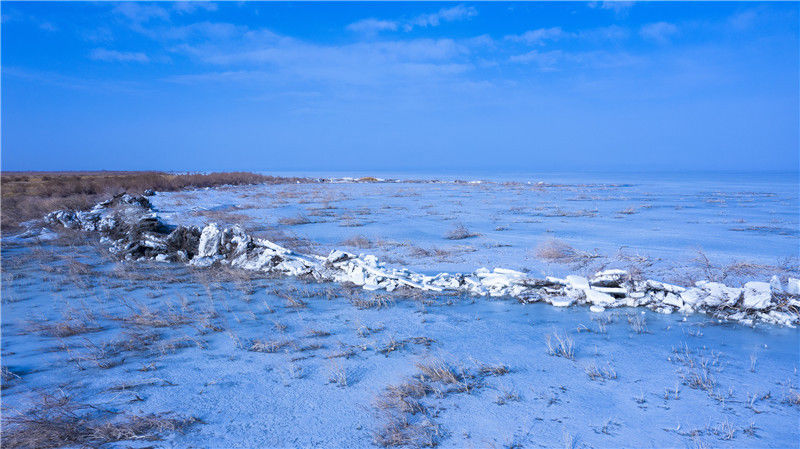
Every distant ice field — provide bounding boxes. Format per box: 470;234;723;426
151;171;798;283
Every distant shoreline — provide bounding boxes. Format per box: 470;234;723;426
1;171;312;232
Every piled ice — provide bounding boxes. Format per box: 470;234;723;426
42;194;800;327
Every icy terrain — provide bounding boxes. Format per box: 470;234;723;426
150;171;799;282
3;173;799;448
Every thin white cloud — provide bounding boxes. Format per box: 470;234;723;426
589;1;635;17
89;48;149;63
509;50;562;70
172;2;218;14
346;18;398;34
505;27;564;45
39;22;57;32
347;5;478;34
142;21;250;41
510;49;642;71
639;22;679;43
405;4;478;30
578;25;629;41
727;9;758;30
168;28;477;88
506;25;628;45
112;3;170;23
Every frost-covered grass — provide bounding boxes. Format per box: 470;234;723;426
545;330;575;360
2;391;196;449
2;237;798;447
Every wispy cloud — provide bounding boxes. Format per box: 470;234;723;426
347;5;478;34
506;25;628;46
505;27;564;45
38;21;57;32
589;1;635;17
578;25;629;41
89;48;149;63
509;49;642;72
172;2;218;15
509;49;562;70
346;18;398;34
405;4;478;31
112;2;216;24
639;22;679;43
112;3;170;23
169;27;476;87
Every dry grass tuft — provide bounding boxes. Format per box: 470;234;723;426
584;362;618;381
681;368;717;391
2;392;196;449
118;305;194;329
378;336;407;355
374;379;439;447
477;362;510;376
248;339;292;353
306;329;332;338
351;295;395;310
342;235;374;249
29;319;103;338
70;330;162;370
545;331;575;360
415;359;469;387
627;314;648;334
535;239;600;266
784;389;800;406
284;297;308;309
373;414;440;448
278;214;314;226
328;363;349;387
494;387;521;405
445;224;479;240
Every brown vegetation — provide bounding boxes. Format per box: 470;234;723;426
2;392;196;449
1;171;310;232
535;238;601;267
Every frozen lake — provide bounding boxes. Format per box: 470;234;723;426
152;171;798;284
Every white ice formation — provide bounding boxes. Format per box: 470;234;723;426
40;193;800;327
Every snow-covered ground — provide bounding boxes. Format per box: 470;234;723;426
3;173;799;448
150;172;798;283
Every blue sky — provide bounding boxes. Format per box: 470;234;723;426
2;1;798;172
